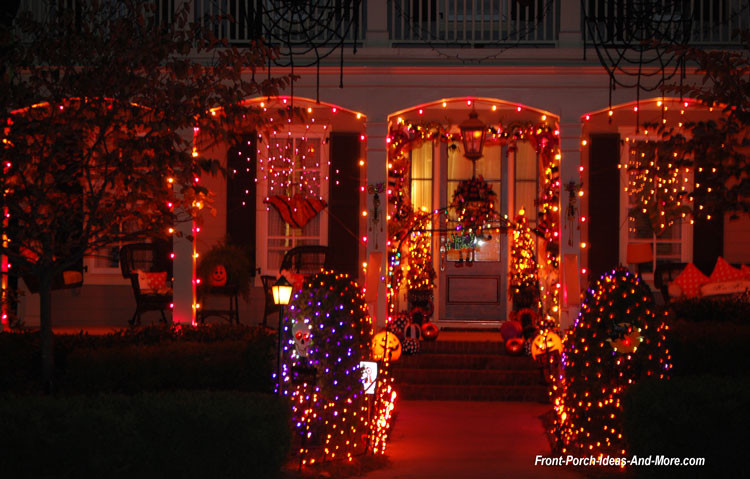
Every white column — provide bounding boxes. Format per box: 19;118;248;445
172;210;196;325
366;121;388;328
559;118;582;330
364;0;390;47
558;0;583;49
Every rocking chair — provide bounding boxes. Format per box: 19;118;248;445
119;242;173;326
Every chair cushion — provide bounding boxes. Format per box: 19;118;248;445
673;263;709;299
667;282;683;300
742;264;750;280
137;271;168;294
709;257;745;283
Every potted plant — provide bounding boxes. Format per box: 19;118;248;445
196;241;253;299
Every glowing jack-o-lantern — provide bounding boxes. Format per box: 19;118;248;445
372;331;402;362
608;325;642;354
531;331;563;360
209;264;228;287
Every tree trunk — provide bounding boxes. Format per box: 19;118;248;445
39;270;54;394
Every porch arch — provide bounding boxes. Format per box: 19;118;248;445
385;97;562;330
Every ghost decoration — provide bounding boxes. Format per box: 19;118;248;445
293;322;312;357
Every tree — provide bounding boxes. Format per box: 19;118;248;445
655;31;750;220
508;210;540;310
0;0;290;391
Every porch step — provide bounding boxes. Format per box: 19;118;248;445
397;384;549;402
394;353;539;370
391;339;549;402
392;368;543;386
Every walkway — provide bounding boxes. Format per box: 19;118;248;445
363;400;585;479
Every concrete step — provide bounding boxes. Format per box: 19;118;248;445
392;368;544;386
398;384;550;402
418;339;506;355
394;352;538;370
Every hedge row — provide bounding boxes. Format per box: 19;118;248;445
0;391;290;479
669;296;750;323
0;324;276;393
624;375;750;478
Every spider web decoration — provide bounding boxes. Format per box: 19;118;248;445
582;0;692;123
251;0;362;102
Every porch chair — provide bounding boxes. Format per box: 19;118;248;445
261;245;334;327
119;242;173;326
653;262;687;304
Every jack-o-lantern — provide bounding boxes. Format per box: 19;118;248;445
372;331;402;362
209;264;228;287
505;337;524;355
530;331;563;360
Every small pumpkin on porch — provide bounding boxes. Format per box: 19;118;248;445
530;330;563;360
209;264;228;287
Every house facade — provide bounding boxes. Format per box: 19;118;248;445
9;0;750;331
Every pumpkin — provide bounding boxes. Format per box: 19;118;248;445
372;331;402;362
530;331;563;360
421;322;439;341
209;264;228;287
608;325;642;354
505;337;524;356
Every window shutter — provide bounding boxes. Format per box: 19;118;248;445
588;133;621;280
226;134;257;275
328;132;361;277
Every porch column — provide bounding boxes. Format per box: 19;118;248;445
364;0;390;47
172;208;196;325
559;117;583;330
365;120;388;329
558;0;583;49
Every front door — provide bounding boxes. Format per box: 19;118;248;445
439;142;508;323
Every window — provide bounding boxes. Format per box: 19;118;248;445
446;142;502;262
257;126;329;274
410;142;433;216
619;137;693;283
513;141;538;226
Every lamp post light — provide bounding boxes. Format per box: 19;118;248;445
272;276;293;393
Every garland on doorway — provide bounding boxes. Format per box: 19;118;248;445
386;117;561;324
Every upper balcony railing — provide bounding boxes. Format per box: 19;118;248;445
17;0;750;49
583;0;750;47
387;0;560;46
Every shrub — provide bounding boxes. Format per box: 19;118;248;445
668;320;750;377
669;296;750;323
0;391;290;479
624;375;750;478
0;324;276;393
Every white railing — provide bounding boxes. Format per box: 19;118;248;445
192;0;366;45
387;0;560;46
583;0;750;46
18;0;174;26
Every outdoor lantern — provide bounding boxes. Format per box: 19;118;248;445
272;276;293;306
460;108;486;161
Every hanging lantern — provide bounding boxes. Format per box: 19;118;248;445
460;109;486;161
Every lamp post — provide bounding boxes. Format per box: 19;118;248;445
272;276;293;393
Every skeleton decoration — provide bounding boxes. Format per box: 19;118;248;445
293;321;312;358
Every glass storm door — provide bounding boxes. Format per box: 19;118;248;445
439;142;508;323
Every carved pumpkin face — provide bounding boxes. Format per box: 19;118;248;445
209;264;228;286
531;331;563;360
372;331;402;362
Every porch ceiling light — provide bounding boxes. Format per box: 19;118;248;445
460;109;486;161
272;276;293;306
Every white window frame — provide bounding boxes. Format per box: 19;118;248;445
256;125;330;277
618;128;693;286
